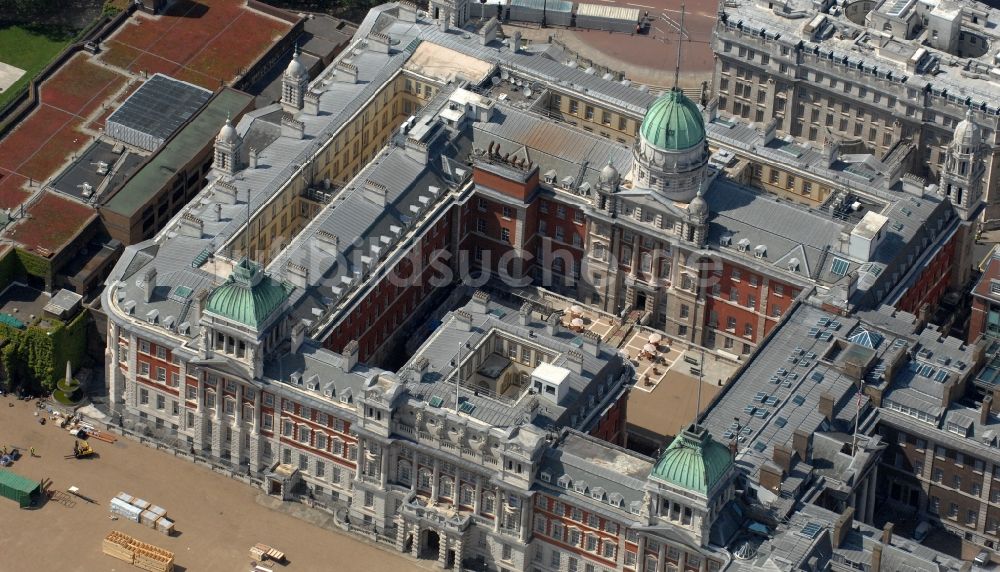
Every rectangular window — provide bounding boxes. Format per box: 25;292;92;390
501;228;510;242
502;206;514;219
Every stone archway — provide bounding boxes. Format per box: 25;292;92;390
420;529;441;559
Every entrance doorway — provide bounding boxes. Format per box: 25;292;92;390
420;529;441;559
635;291;648;311
446;549;455;568
268;479;281;496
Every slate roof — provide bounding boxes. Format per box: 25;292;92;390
535;429;652;521
402;295;632;430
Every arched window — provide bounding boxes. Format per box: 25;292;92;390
418;468;432;490
397;460;412;485
440;477;454;499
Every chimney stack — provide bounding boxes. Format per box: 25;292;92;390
455;310;473;332
565;350;584;374
470;290;491;314
792;429;810;462
580;330;601;357
143;268;157;303
984;395;995;424
342;340;359;372
881;522;893;545
519;302;531;325
871;543;883;572
290;320;306;354
772;443;793;473
833;507;854;548
546;312;561;336
819;392;836;423
758;461;783;493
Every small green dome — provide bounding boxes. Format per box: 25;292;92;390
651;424;732;494
205;259;293;329
640;88;705;151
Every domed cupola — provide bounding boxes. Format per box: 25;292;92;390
598;160;620;191
217;115;238;144
687;186;708;223
284;45;308;80
213;114;242;176
951;108;981;153
632;88;709;203
281;45;310;113
205;258;293;331
650;424;733;495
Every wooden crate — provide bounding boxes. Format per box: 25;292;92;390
101;530;174;572
102;531;134;563
133;548;174;572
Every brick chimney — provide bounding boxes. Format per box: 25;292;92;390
758;461;783;493
982;395;993;425
772;443;793;473
882;522;893;545
792;429;810;462
819;392;836;423
832;507;854;548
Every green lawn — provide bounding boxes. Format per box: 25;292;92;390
0;25;74;111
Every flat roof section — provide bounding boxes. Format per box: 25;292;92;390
105;74;213;153
48;140;146;203
102;88;255;218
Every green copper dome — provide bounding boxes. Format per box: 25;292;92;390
640;88;705;151
205;258;293;329
651;424;732;494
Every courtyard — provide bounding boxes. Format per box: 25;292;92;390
0;398;425;571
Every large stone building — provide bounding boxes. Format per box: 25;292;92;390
100;1;985;570
711;0;1000;229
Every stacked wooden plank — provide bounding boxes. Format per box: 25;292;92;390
102;530;135;563
101;531;174;572
249;543;285;563
130;537;174;572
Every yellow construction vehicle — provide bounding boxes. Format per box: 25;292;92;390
64;440;94;459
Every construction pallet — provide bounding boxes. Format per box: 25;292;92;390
101;531;174;572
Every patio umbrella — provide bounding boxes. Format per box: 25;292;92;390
571;318;584;328
643;343;657;354
648;333;662;344
570;305;583;315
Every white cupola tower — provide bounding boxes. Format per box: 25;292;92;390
213;114;241;176
281;46;309;113
940;108;986;221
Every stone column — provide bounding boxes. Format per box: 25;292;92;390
108;321;122;405
437;535;449;569
381;448;390;487
193;373;206;452
473;477;482;513
493;487;501;532
231;383;244;465
519;498;531;542
411;526;421;558
866;468;878;524
431;459;441;501
124;332;138;408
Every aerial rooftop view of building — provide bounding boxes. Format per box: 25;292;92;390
3;0;1000;569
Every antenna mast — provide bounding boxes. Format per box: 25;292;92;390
673;4;686;89
694;345;705;426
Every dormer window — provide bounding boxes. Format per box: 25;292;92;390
541;471;551;483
